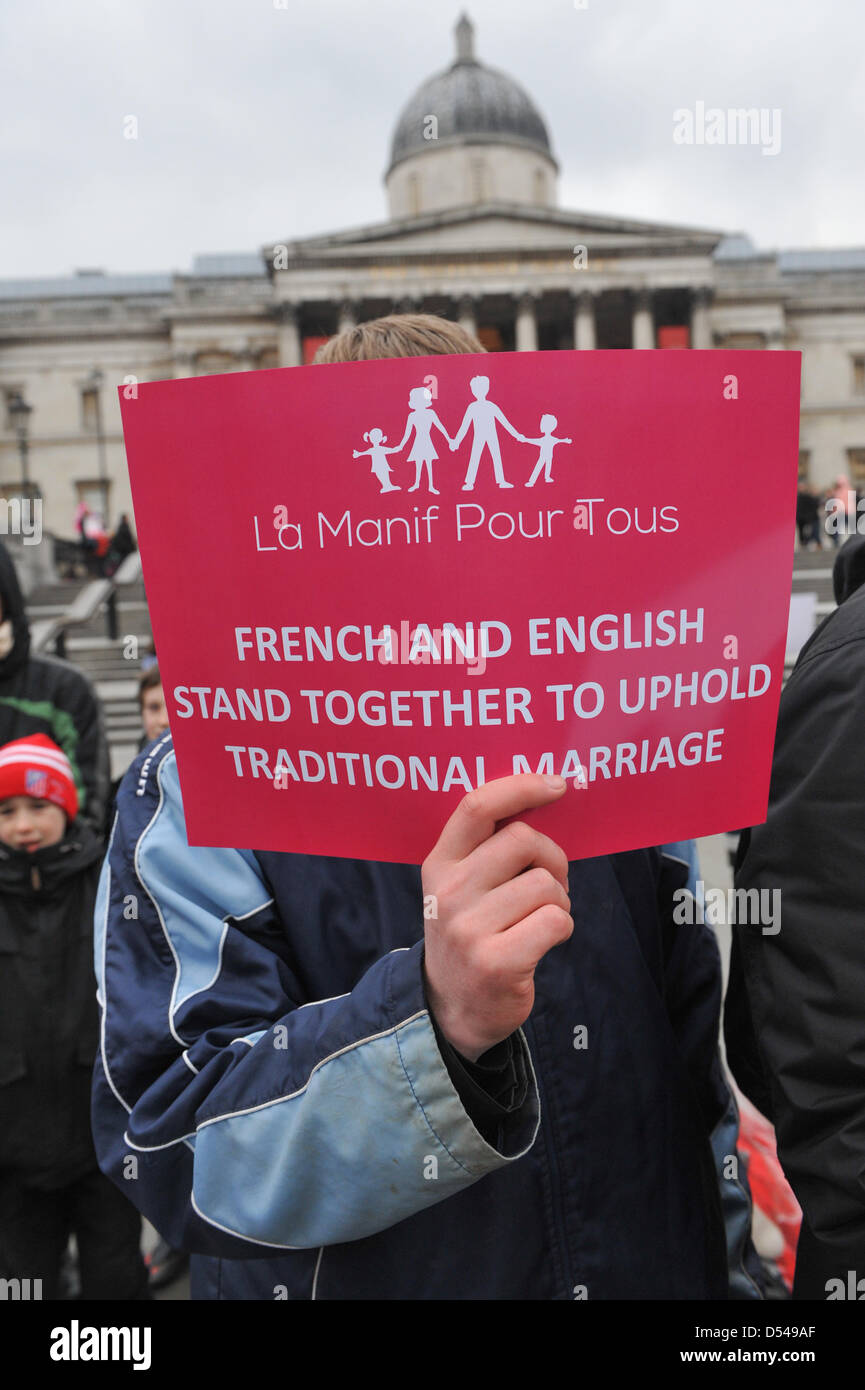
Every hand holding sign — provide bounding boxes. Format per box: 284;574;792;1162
422;772;572;1062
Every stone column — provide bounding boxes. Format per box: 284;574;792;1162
172;351;195;379
631;289;654;349
573;291;597;350
457;296;477;337
337;301;357;334
690;287;713;349
392;297;417;316
515;293;539;352
767;327;786;350
277;304;302;367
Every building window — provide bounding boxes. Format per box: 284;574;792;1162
847;448;865;486
75;479;110;516
798;450;810;480
852;356;865;396
81;387;99;431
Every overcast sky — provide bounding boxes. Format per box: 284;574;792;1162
2;0;864;278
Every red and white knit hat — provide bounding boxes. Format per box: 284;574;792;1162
0;734;78;820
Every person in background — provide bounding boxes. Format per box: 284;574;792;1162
823;475;855;549
795;483;821;551
105;514;137;578
0;540;109;839
138;663;168;745
726;532;865;1298
105;663;168;834
73;502;89;573
0;735;148;1300
81;512;110;578
104;660;183;1292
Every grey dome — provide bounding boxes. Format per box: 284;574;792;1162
388;17;555;173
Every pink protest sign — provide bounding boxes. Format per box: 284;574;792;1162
120;349;800;863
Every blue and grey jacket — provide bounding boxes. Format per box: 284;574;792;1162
93;734;728;1300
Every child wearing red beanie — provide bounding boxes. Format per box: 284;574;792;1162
0;734;79;854
0;735;148;1300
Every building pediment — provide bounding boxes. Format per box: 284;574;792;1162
266;203;728;270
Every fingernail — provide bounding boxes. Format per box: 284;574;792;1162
543;774;566;790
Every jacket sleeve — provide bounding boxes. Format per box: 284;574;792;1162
725;607;865;1265
92;739;540;1257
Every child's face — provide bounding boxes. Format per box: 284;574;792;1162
0;795;67;852
141;683;169;742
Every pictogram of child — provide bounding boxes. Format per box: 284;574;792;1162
522;414;572;486
353;429;402;493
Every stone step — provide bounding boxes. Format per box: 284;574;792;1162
28;600;151;621
27;584;91;606
63;635;154;653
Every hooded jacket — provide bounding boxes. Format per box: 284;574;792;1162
92;735;728;1300
0;542;109;835
725;533;865;1297
0;818;105;1188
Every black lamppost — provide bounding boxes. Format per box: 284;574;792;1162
7;392;36;496
86;368;109;524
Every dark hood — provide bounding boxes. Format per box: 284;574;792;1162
0;540;31;679
832;534;865;605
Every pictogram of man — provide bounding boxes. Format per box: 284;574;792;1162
450;376;524;489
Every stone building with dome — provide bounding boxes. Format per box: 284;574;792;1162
2;13;865;530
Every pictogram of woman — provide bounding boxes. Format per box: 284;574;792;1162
392;386;453;494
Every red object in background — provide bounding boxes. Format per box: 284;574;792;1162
478;326;505;352
302;336;329;365
736;1092;801;1291
120;349;800;861
658;325;691;349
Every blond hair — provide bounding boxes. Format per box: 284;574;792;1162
313;313;486;363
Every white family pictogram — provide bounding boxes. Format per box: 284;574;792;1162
353;375;572;495
352;429;402;493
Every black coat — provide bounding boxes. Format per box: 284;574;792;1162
725;534;865;1296
0;541;110;834
0;821;104;1188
